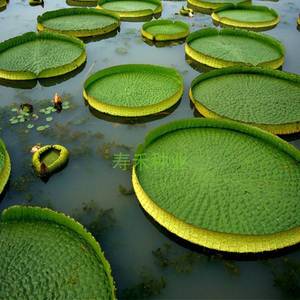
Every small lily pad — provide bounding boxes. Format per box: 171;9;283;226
46;117;53;122
27;124;34;129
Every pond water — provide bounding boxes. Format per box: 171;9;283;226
0;0;300;299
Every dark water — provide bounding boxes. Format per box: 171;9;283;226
0;0;300;299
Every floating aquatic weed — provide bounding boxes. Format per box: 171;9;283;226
46;117;53;122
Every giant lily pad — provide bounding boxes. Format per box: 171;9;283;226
212;4;280;30
141;19;189;41
187;0;251;14
32;144;69;177
66;0;97;6
0;0;7;10
185;28;284;69
0;32;86;80
37;8;120;38
0;139;10;194
190;67;300;134
97;0;162;21
83;64;183;117
0;205;116;299
132;118;300;253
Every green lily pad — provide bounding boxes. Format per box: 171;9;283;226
36;125;50;131
0;0;7;10
37;8;120;38
83;64;184;117
0;32;86;80
132;118;300;253
46;117;53;122
11;108;18;112
190;67;300;134
32;144;69;177
0;138;10;194
97;0;162;21
187;0;250;14
27;124;34;129
185;27;284;69
141;19;190;41
212;4;280;30
0;205;116;299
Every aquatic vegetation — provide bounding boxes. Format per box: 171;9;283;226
179;6;194;17
32;144;69;178
141;19;190;42
8;98;71;132
0;205;116;299
152;243;204;273
72;200;116;240
0;138;10;194
185;27;284;69
83;64;184;117
271;258;300;297
37;8;120;38
187;0;251;14
212;4;280;31
118;184;134;195
189;67;300;134
29;0;44;6
0;0;7;10
132;118;300;253
0;32;86;80
66;0;97;7
97;0;162;21
121;269;166;300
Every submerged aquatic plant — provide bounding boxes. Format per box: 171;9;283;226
72;200;116;241
121;269;166;300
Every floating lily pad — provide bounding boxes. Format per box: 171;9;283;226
37;8;120;38
0;205;116;299
0;0;7;10
190;67;300;134
141;19;189;41
66;0;97;6
0;139;10;194
132;118;300;253
32;144;69;177
187;0;251;14
212;4;280;30
83;64;183;117
97;0;162;21
0;32;86;80
185;28;284;69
